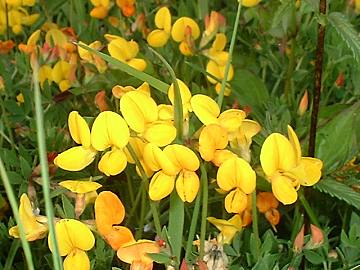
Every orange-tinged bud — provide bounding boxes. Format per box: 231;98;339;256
0;40;15;54
265;208;280;226
310;224;324;246
298;90;308;116
90;6;109;19
95;90;109;112
335;72;345;88
294;225;305;253
256;192;279;213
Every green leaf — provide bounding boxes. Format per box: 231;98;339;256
223;244;238;257
76;43;169;94
61;194;75;219
146;252;173;265
328;12;360;63
19;157;32;180
314;178;360;210
303;250;324;265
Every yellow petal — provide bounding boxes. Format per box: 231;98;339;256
91;111;130;151
144;122;176;147
98;148;128;176
120;91;158;133
207;214;242;244
168;79;192;108
218;109;246;134
190;94;220;125
104;225;135;250
171;17;200;42
260;133;297;177
157;104;174;121
176;170;200;202
125;137;146;164
149;171;175;201
206;60;221;84
52;60;71;83
243;0;261;7
271;175;298;205
163;144;200;172
117;240;160;265
155;7;171;32
217;157;256;193
290;157;323;186
39;65;53;87
219;64;234;81
59;180;102;193
48;219;95;256
235;119;261;148
212;33;227;52
64;249;90;270
199;124;228;161
54;146;96;171
95;191;125;236
224;188;248;213
45;28;67;47
287;125;302;163
127;58;147;71
68;111;91;147
147;29;170;48
143;143;179;175
27;29;41;46
108;37;134;61
211;149;237;167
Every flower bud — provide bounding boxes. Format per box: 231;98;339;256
298;90;308;116
294;225;305;253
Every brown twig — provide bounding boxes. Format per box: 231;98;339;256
308;0;327;157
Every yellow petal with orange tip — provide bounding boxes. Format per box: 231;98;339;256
147;29;170;48
144;122;176;147
190;94;220;125
171;17;200;42
217;157;256;193
63;249;90;270
218;109;246;134
98;148;128;176
48;219;95;256
163;144;200;172
224;188;248;214
95;191;126;236
127;58;147;71
149;171;176;201
54;146;96;171
91;111;130;151
68;111;91;147
271;175;298;205
120;91;158;133
260;133;297;177
59;180;102;194
117;240;160;265
199;124;228;161
155;6;171;32
176;170;200;203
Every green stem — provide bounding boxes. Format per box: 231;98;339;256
284;38;296;104
32;58;62;270
251;191;261;260
0;158;35;270
136;188;146;239
217;0;242;109
126;144;162;236
184;186;202;263
124;181;143;227
126;172;135;205
168;191;184;267
299;191;320;227
199;164;208;258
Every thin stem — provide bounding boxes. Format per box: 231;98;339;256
126;172;135;205
124;182;143;227
308;0;327;157
136;188;146;239
32;57;62;270
251;191;260;260
199;163;208;258
299;191;320;227
184;186;202;263
126;144;162;236
0;158;35;270
217;0;242;109
284;38;296;104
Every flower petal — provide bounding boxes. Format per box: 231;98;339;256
149;171;175;201
271;175;298;205
54;146;96;171
104;225;135;250
98;148;128;176
147;29;170;48
144;122;176;147
290;157;323;186
287;125;302;163
68;112;91;147
59;180;102;194
163;144;200;172
63;249;90;270
190;94;220;125
199;124;228;161
176;170;200;203
218;109;246;134
117;240;160;265
224;188;248;213
171;17;200;42
143;143;179;175
155;6;171;32
91;111;130;151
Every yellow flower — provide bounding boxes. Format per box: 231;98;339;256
120;90;176;147
112;81;151;99
91;111;130;176
191;94;246;138
147;7;171;48
217;157;256;213
78;41;107;73
241;0;261;7
95;191;134;250
51;60;74;92
107;35;147;71
199;124;228;161
117;240;160;270
90;0;110;19
260;125;323;205
207;214;242;244
48;219;95;270
54;111;97;171
167;79;193;118
38;65;53;88
16;93;24;105
144;143;200;202
18;29;41;54
171;17;200;56
59;180;102;218
8;194;48;241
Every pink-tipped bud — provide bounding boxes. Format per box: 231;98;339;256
298;90;308;116
294;225;305;253
95;90;109;112
310;224;324;246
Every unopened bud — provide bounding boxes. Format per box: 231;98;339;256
294;225;305;253
298;90;308;116
335;72;345;88
310;224;324;246
95;90;109;112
